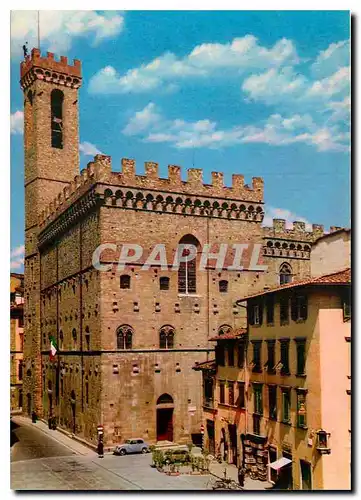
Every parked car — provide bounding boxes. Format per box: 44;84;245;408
113;438;150;456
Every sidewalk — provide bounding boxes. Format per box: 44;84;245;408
209;461;273;490
12;415;97;457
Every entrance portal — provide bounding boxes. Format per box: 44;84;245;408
156;393;174;442
157;408;173;442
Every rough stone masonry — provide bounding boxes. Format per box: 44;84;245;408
21;48;325;446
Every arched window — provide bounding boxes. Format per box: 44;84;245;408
178;234;200;294
120;275;131;289
219;280;228;293
85;326;90;351
218;324;232;336
280;263;293;285
160;276;170;290
159;325;175;349
51;89;64;149
117;325;133;350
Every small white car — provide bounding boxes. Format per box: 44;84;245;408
113;438;150;456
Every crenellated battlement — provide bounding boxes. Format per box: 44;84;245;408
38;155;111;228
38;154;264;235
263;218;324;242
111;158;264;201
20;48;82;91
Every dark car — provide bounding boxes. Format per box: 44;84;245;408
113;438;150;456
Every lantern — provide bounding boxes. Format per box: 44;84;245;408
316;429;331;454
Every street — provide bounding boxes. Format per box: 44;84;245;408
10;417;212;490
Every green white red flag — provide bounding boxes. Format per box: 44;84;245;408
49;336;57;361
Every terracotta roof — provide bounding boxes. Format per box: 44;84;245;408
237;268;351;302
193;359;216;371
209;327;247;341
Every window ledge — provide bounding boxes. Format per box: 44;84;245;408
281;420;292;426
269;416;277;422
295;318;307;324
297;425;308;430
280;371;291;376
178;293;201;298
296;373;307;378
266;322;275;327
280;321;289;326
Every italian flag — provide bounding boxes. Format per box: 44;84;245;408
49;336;57;361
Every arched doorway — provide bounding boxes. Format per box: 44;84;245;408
156;394;174;442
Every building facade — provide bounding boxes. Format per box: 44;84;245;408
197;226;351;490
10;273;24;412
21;48;328;448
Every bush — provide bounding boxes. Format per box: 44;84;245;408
152;449;165;469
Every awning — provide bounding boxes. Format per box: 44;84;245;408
268;457;292;470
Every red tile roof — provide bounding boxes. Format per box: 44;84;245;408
237;268;351;302
209;328;247;341
193;359;216;371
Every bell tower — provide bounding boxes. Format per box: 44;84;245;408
20;48;82;416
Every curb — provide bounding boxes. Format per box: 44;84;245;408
38;418;98;452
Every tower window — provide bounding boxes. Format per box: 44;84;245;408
219;280;228;293
51;89;64;149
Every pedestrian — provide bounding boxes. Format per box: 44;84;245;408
238;465;246;487
31;411;37;423
97;439;104;458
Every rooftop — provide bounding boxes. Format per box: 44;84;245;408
209;327;247;341
237;268;351;302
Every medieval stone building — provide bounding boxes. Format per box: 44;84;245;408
21;48;326;446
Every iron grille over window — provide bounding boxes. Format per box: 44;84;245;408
117;325;133;349
51;89;64;149
219;280;228;293
159;325;175;349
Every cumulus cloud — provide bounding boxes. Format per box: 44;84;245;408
11;244;25;271
79;141;102;156
89;35;299;94
11;10;124;57
311;40;350;78
123;104;349;153
263;207;312;231
11;110;24;135
122;103;162;136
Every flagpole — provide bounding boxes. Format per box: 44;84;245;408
37;11;40;51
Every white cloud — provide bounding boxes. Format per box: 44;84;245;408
11;11;124;57
79;141;102;156
242;67;307;104
263;207;312;231
11;245;25;271
89;35;299;94
307;66;350;98
123;103;349;153
311;40;350;78
122;103;162;136
11;110;24;135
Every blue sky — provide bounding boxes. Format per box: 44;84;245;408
10;10;350;270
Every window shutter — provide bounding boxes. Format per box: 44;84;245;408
291;295;298;321
301;295;308;320
248;303;255;325
259;301;263;325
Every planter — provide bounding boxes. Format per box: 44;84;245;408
167;472;180;476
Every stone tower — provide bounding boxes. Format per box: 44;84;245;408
20;48;82;416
